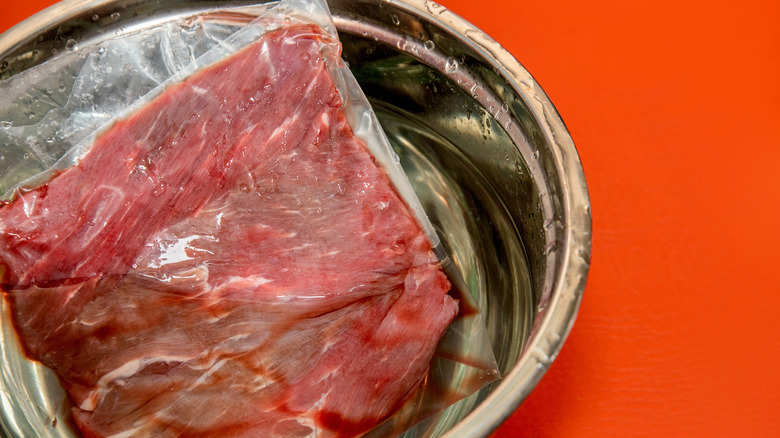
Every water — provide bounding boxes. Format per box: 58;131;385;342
373;103;533;374
337;28;537;435
369;104;533;437
444;57;458;74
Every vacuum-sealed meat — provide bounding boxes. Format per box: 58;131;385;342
0;23;457;437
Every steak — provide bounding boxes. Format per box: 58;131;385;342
0;24;457;437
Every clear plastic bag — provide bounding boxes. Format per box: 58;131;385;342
0;1;499;436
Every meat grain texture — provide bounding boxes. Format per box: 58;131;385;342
0;24;458;437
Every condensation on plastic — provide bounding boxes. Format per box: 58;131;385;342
0;0;499;437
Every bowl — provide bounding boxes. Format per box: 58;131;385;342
0;1;592;436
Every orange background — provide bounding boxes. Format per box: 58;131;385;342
2;1;780;437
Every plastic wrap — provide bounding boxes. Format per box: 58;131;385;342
0;1;499;436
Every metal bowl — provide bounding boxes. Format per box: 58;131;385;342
0;1;591;436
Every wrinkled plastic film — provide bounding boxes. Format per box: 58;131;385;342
0;1;498;437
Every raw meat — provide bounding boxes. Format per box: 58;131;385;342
0;24;457;437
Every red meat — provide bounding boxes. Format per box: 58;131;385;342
0;24;457;437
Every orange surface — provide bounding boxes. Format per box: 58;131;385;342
3;1;780;437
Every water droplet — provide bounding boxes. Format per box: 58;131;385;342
97;47;106;54
533;149;540;160
92;14;100;21
0;121;11;129
51;48;58;55
46;137;55;144
391;14;400;25
110;12;120;20
23;153;29;160
153;182;167;196
444;57;458;74
543;240;558;256
424;40;435;51
65;39;78;52
469;84;479;97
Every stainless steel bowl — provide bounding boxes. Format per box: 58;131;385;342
0;1;591;436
